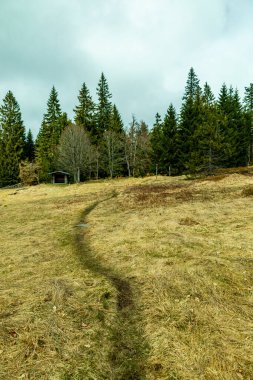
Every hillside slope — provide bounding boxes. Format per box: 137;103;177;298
1;174;253;379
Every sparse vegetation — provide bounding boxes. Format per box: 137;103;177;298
1;173;253;379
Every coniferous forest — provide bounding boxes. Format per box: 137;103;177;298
0;68;252;186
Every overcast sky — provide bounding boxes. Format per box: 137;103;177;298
0;0;252;136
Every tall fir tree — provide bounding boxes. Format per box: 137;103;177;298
73;82;96;135
150;112;163;173
244;83;253;164
218;85;247;167
25;129;35;162
110;104;124;133
161;104;180;175
36;87;68;178
95;73;112;140
179;67;202;170
232;89;248;166
0;91;25;186
189;84;224;174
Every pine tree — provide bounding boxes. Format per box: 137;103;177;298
36;87;67;178
25;129;35;161
73;82;96;135
95;73;112;140
0;91;25;186
161;104;179;175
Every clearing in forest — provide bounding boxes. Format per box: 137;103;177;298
1;173;253;379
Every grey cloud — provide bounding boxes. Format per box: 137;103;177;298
0;0;252;135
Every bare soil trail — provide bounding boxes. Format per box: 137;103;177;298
74;196;148;380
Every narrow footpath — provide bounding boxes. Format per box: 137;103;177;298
74;196;148;380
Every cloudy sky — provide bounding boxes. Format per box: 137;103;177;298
0;0;252;136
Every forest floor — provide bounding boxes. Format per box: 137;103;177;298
1;172;253;379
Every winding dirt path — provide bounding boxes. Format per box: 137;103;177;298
74;197;148;379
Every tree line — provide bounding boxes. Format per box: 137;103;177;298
0;69;252;186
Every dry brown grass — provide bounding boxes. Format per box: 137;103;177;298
1;174;253;379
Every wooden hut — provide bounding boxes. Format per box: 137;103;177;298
50;171;70;184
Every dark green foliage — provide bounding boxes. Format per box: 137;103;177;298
101;105;125;178
0;91;25;186
244;83;253;164
188;94;224;175
95;73;112;140
218;85;248;167
1;69;251;183
73;82;96;135
110;104;124;134
36;87;68;179
25;129;35;161
150;113;163;173
160;104;180;175
136;121;151;176
179;68;202;169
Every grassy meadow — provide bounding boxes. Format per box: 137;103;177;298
1;173;253;379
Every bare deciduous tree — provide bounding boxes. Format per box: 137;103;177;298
56;124;95;182
124;117;151;177
103;130;124;178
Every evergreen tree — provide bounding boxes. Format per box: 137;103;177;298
150;113;163;174
218;85;247;167
232;89;248;166
95;73;112;140
101;104;125;178
73;82;96;135
203;82;215;105
161;104;179;175
189;85;224;175
110;104;124;133
179;67;202;170
0;91;25;186
36;87;68;178
25;129;35;161
244;83;253;164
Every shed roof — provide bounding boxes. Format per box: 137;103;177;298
49;171;70;175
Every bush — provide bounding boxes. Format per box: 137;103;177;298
19;161;41;186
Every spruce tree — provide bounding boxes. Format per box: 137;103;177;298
218;85;247;167
110;104;124;133
73;82;96;135
0;91;25;186
179;67;202;170
203;82;215;105
161;104;179;175
150;113;163;174
101;104;125;177
25;129;35;161
232;89;248;166
95;73;112;140
190;84;224;174
244;83;253;164
36;87;67;178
